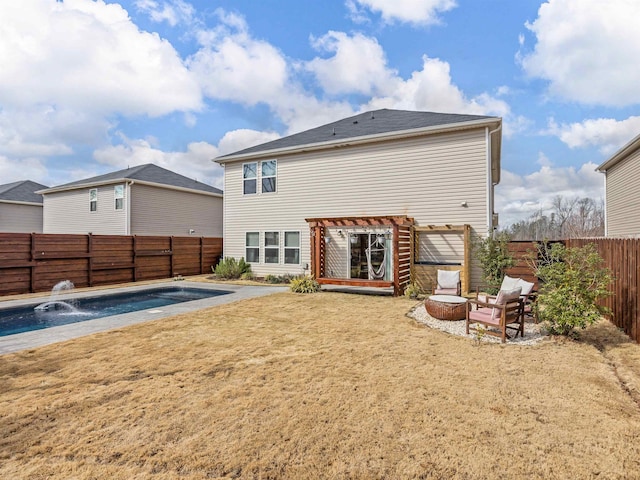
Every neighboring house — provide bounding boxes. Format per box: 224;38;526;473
0;180;48;233
216;109;502;295
597;133;640;237
39;164;223;237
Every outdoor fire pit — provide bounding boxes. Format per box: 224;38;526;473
424;294;468;321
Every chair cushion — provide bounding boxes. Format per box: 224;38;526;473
500;275;520;291
492;287;522;321
516;278;535;296
437;270;460;289
435;287;459;295
468;308;499;326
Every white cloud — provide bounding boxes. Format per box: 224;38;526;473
0;0;202;160
93;136;223;188
546;116;640;155
304;32;510;121
348;0;457;26
363;55;510;118
135;0;195;26
496;162;604;226
217;129;281;156
0;155;50;185
188;10;289;106
519;0;640;106
92;128;283;189
0;0;201;116
306;32;397;96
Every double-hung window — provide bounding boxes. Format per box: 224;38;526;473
264;232;279;264
114;185;124;210
245;232;259;263
261;160;277;193
284;231;300;264
89;188;97;212
243;163;257;195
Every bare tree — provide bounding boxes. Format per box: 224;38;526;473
503;195;604;240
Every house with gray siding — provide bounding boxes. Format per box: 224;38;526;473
39;164;223;237
597;133;640;237
0;180;47;233
216;109;502;295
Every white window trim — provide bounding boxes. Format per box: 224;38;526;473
284;230;301;265
114;184;124;210
89;188;97;213
243;162;258;196
264;231;280;264
260;160;277;194
245;231;260;263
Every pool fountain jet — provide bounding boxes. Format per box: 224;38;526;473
34;280;79;312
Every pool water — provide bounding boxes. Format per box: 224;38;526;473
0;287;232;337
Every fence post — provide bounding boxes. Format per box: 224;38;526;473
30;233;36;293
88;233;94;287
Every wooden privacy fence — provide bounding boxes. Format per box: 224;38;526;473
506;239;639;344
568;238;639;344
0;233;223;296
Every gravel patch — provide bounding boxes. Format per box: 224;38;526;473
408;301;547;345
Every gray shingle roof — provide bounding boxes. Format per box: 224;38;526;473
218;109;498;160
44;164;222;195
0;180;48;204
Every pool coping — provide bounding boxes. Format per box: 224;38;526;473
0;281;288;355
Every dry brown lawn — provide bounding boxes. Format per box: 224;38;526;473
1;291;640;479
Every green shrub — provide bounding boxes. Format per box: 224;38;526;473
534;243;612;336
213;257;252;280
240;271;255;281
473;231;515;293
404;283;422;299
290;276;320;293
264;274;282;284
264;274;295;284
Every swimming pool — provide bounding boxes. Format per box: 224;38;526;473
0;286;232;337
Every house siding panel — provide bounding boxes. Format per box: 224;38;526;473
130;184;223;237
223;129;490;286
0;203;43;233
43;186;126;234
606;149;640;236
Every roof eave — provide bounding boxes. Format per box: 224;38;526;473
215;117;501;164
597;132;640;172
37;178;130;194
0;200;43;206
39;178;223;198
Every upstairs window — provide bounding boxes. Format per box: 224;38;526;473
245;232;259;263
89;188;97;212
243;163;257;195
261;160;277;193
284;231;300;264
114;185;124;210
264;232;280;263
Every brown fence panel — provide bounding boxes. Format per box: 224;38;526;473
202;237;223;273
567;238;639;344
506;241;539;289
0;233;223;296
0;233;32;295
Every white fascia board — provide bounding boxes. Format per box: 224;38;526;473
215;118;501;164
0;200;43;206
597;132;640;172
38;179;223;198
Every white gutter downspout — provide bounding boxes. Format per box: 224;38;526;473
126;180;134;235
603;173;608;237
486;123;502;236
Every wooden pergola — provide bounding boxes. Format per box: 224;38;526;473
305;215;414;296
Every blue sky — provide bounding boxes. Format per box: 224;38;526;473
1;0;639;225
